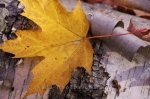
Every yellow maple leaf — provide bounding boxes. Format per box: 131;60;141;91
0;0;93;96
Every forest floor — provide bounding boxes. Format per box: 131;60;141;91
0;0;150;99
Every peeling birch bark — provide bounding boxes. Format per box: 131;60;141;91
60;0;150;60
113;0;150;13
106;27;149;59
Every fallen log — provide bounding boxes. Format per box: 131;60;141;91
60;0;150;60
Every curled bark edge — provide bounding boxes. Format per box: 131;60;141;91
60;0;150;61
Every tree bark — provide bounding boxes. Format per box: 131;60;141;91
0;0;109;99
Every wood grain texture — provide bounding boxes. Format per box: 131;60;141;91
102;46;150;99
0;0;150;99
0;45;149;99
0;58;49;99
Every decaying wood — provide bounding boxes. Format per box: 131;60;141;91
88;4;150;60
102;47;150;99
113;0;150;13
84;3;150;60
0;0;150;99
0;0;109;99
61;0;150;60
0;8;8;32
0;2;20;99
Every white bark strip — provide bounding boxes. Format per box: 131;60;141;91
61;0;150;60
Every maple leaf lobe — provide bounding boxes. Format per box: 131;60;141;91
0;0;93;96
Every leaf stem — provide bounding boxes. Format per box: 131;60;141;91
87;33;131;39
